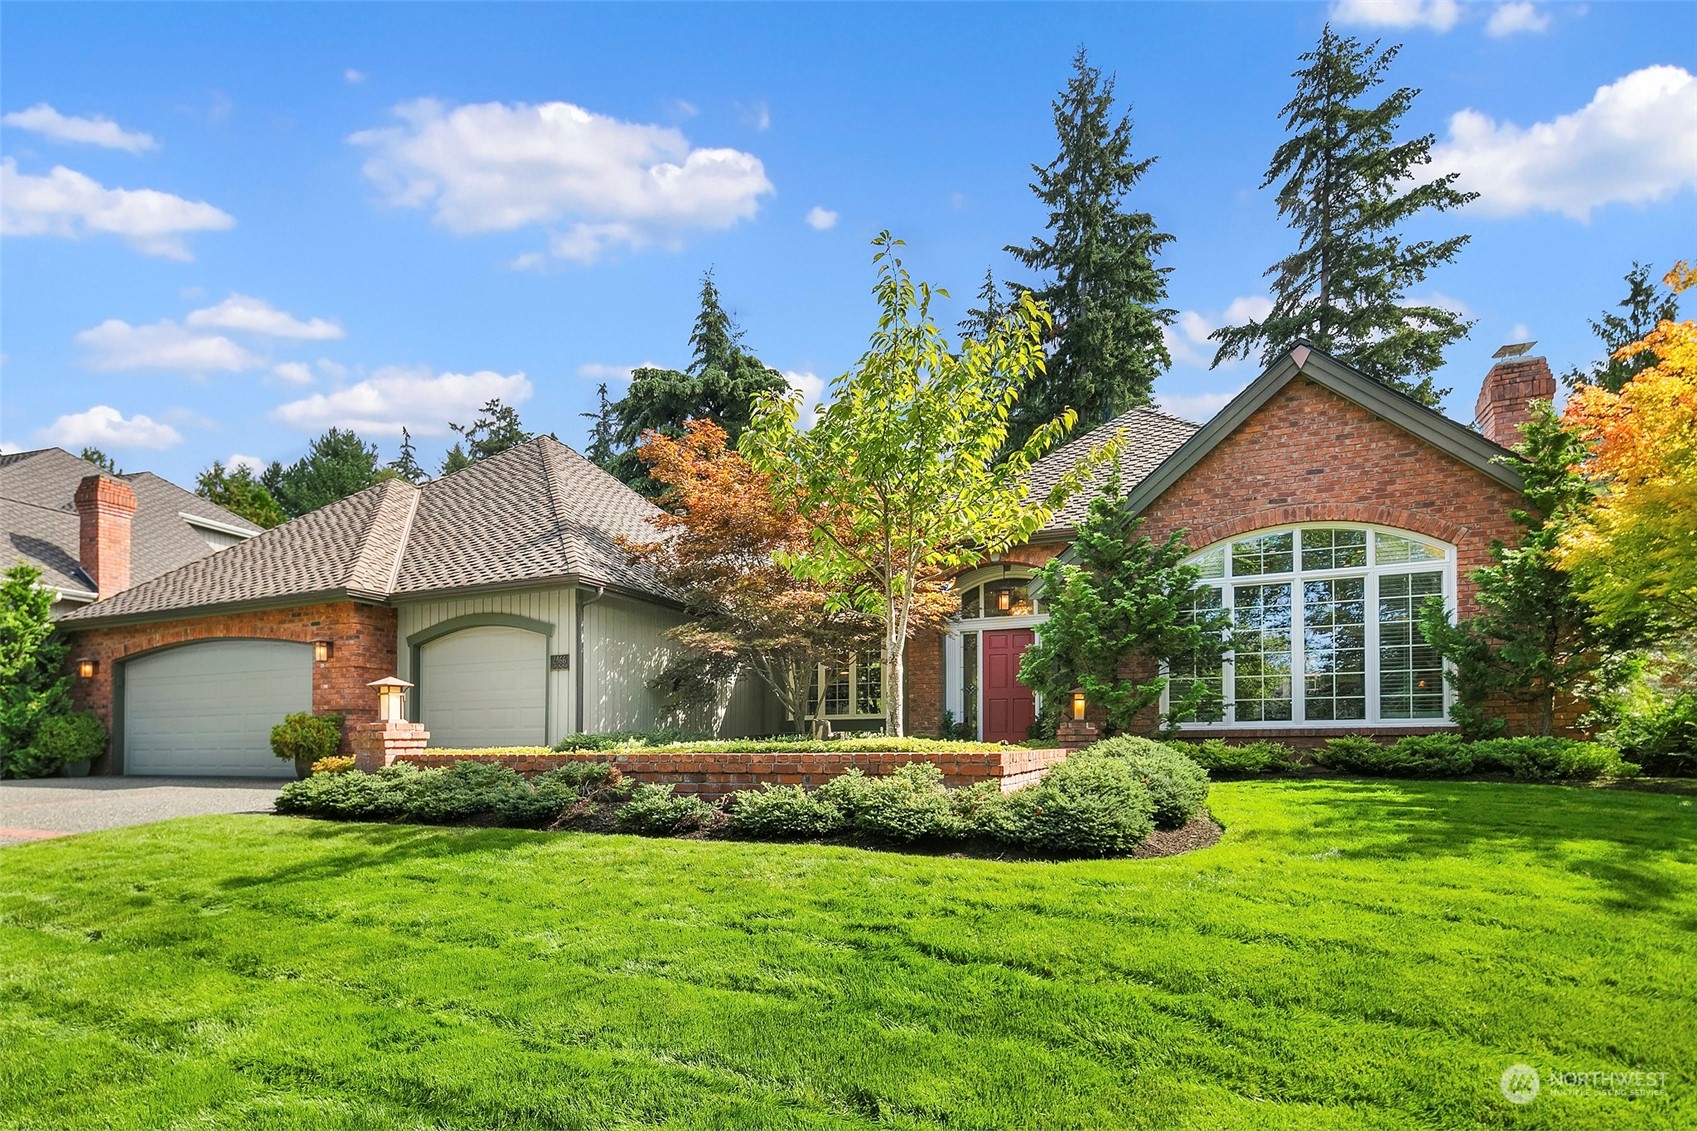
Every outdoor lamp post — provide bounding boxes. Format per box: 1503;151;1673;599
369;676;413;724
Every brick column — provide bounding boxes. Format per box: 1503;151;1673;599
1056;718;1099;752
350;721;429;772
73;474;138;597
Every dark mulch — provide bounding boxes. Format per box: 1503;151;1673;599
1132;811;1225;858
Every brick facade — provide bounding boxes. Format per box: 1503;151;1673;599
66;601;397;770
904;373;1574;741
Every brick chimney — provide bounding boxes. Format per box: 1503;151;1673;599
1474;351;1556;448
74;474;139;597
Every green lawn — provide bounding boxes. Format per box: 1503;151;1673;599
1;780;1692;1130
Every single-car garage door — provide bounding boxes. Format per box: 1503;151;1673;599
419;626;546;748
123;640;312;776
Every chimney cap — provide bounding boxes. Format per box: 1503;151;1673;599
1492;341;1538;359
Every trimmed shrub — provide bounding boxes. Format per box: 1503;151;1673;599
1172;739;1298;778
813;767;877;820
728;784;844;839
276;761;602;827
1470;738;1639;782
310;755;356;775
33;712;106;771
991;756;1156;857
616;783;715;835
552;732;1008;755
854;763;960;842
270;713;344;767
1384;734;1476;776
1082;738;1209;829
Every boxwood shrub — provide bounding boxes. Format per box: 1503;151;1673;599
727;784;844;838
1080;737;1210;829
616;783;716;835
990;757;1156;856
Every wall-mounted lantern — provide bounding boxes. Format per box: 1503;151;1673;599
1071;689;1087;721
996;587;1013;612
77;658;98;679
313;640;333;662
369;676;414;724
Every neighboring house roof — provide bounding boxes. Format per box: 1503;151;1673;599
59;436;673;627
0;447;262;603
1026;405;1202;536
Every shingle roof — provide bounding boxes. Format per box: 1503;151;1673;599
1025;406;1201;534
60;436;672;625
1;448;262;600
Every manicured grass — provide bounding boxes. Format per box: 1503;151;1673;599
1;780;1693;1130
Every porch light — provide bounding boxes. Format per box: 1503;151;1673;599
369;676;414;724
996;587;1012;612
1071;690;1086;721
313;640;333;662
76;658;97;679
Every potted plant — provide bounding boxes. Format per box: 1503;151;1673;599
270;712;345;779
36;712;107;777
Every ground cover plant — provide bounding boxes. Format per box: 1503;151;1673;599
548;732;1015;755
1;780;1692;1129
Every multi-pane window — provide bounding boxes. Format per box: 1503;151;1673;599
1177;526;1452;726
855;655;883;716
803;654;882;720
1169;587;1225;722
954;579;1039;619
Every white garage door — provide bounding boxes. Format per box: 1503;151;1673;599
419;626;547;748
124;640;312;777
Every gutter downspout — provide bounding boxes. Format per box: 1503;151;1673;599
575;584;606;735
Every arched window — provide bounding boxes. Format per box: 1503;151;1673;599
1169;525;1455;728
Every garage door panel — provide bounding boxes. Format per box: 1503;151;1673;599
420;626;546;748
124;640;312;777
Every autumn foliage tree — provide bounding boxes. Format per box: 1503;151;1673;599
620;419;881;733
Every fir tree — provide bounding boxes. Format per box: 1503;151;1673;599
264;428;388;518
580;383;616;469
1211;27;1476;407
440;398;533;475
78;447;118;474
957;266;1014;341
386;427;429;484
1563;262;1681;393
196;461;285;528
1005;48;1175;449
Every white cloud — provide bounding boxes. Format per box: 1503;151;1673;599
1507;322;1533;342
349;98;773;263
669;99;699;119
1486;2;1551;36
316;357;349;380
739;100;772;132
227;452;265;474
1434;65;1697;220
271;361;315;385
76;319;260;373
2;104;158;153
509;251;549;272
0;440;23;455
1329;0;1461;31
187;293;344;340
0;158;234;259
784;370;827;427
271;365;533;435
1163;295;1274;369
576;361;660;384
344;68;368;85
805;205;838;231
37;405;182;450
1153;387;1241;424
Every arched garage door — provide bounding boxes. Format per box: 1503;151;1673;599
123;640;312;776
419;626;547;748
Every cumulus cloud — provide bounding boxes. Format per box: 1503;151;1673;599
1434;65;1697;220
0;158;234;259
2;103;157;153
1152;387;1241;424
76;319;260;373
805;206;838;231
1329;0;1460;32
227;452;265;474
37;405;182;450
349;98;774;263
316;357;349;380
187;293;344;340
271;365;533;435
784;370;827;427
1486;2;1551;36
271;361;315;385
1163;295;1275;369
0;440;23;455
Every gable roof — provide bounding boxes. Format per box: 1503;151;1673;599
59;436;672;627
1121;342;1524;516
1025;405;1202;536
1;447;263;602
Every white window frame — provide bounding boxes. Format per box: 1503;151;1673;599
944;565;1048;738
1166;523;1459;731
792;654;885;723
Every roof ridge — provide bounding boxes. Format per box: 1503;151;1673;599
383;483;422;594
347;478;419;595
537;437;581;577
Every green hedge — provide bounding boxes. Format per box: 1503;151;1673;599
551;733;1011;755
276;761;618;827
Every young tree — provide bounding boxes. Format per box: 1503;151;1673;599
387;427;429;484
263;428;389;518
1019;475;1232;734
1563;261;1682;393
744;234;1112;737
1419;407;1645;737
621;419;883;732
1005;48;1175;449
0;564;71;778
1559;262;1697;635
78;447;118;474
440;398;533;475
580;383;616;469
196;461;285;529
1211;27;1476;407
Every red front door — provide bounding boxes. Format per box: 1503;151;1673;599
981;629;1036;745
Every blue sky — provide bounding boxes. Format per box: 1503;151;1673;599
3;1;1692;485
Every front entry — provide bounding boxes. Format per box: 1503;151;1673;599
981;628;1036;745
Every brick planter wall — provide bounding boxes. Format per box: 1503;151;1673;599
394;746;1068;801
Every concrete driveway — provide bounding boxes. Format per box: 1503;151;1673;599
0;776;287;847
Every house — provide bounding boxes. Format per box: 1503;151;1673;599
59;438;776;776
1;447;261;615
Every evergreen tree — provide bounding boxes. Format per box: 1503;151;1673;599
265;428;389;518
78;447;118;474
440;398;533;475
1005;48;1175;449
386;427;429;484
1211;27;1476;407
0;563;71;778
580;383;616;469
1563;261;1681;393
957;267;1015;342
196;461;285;528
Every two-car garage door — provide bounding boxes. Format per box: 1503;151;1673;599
123;640;312;777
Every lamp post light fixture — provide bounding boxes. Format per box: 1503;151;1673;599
1071;690;1087;721
368;676;414;724
77;658;98;679
313;640;333;662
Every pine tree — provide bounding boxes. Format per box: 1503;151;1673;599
1211;26;1476;407
265;428;388;517
386;427;429;484
580;384;616;469
1005;48;1175;449
1563;262;1681;393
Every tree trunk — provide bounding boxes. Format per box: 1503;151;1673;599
884;604;905;738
